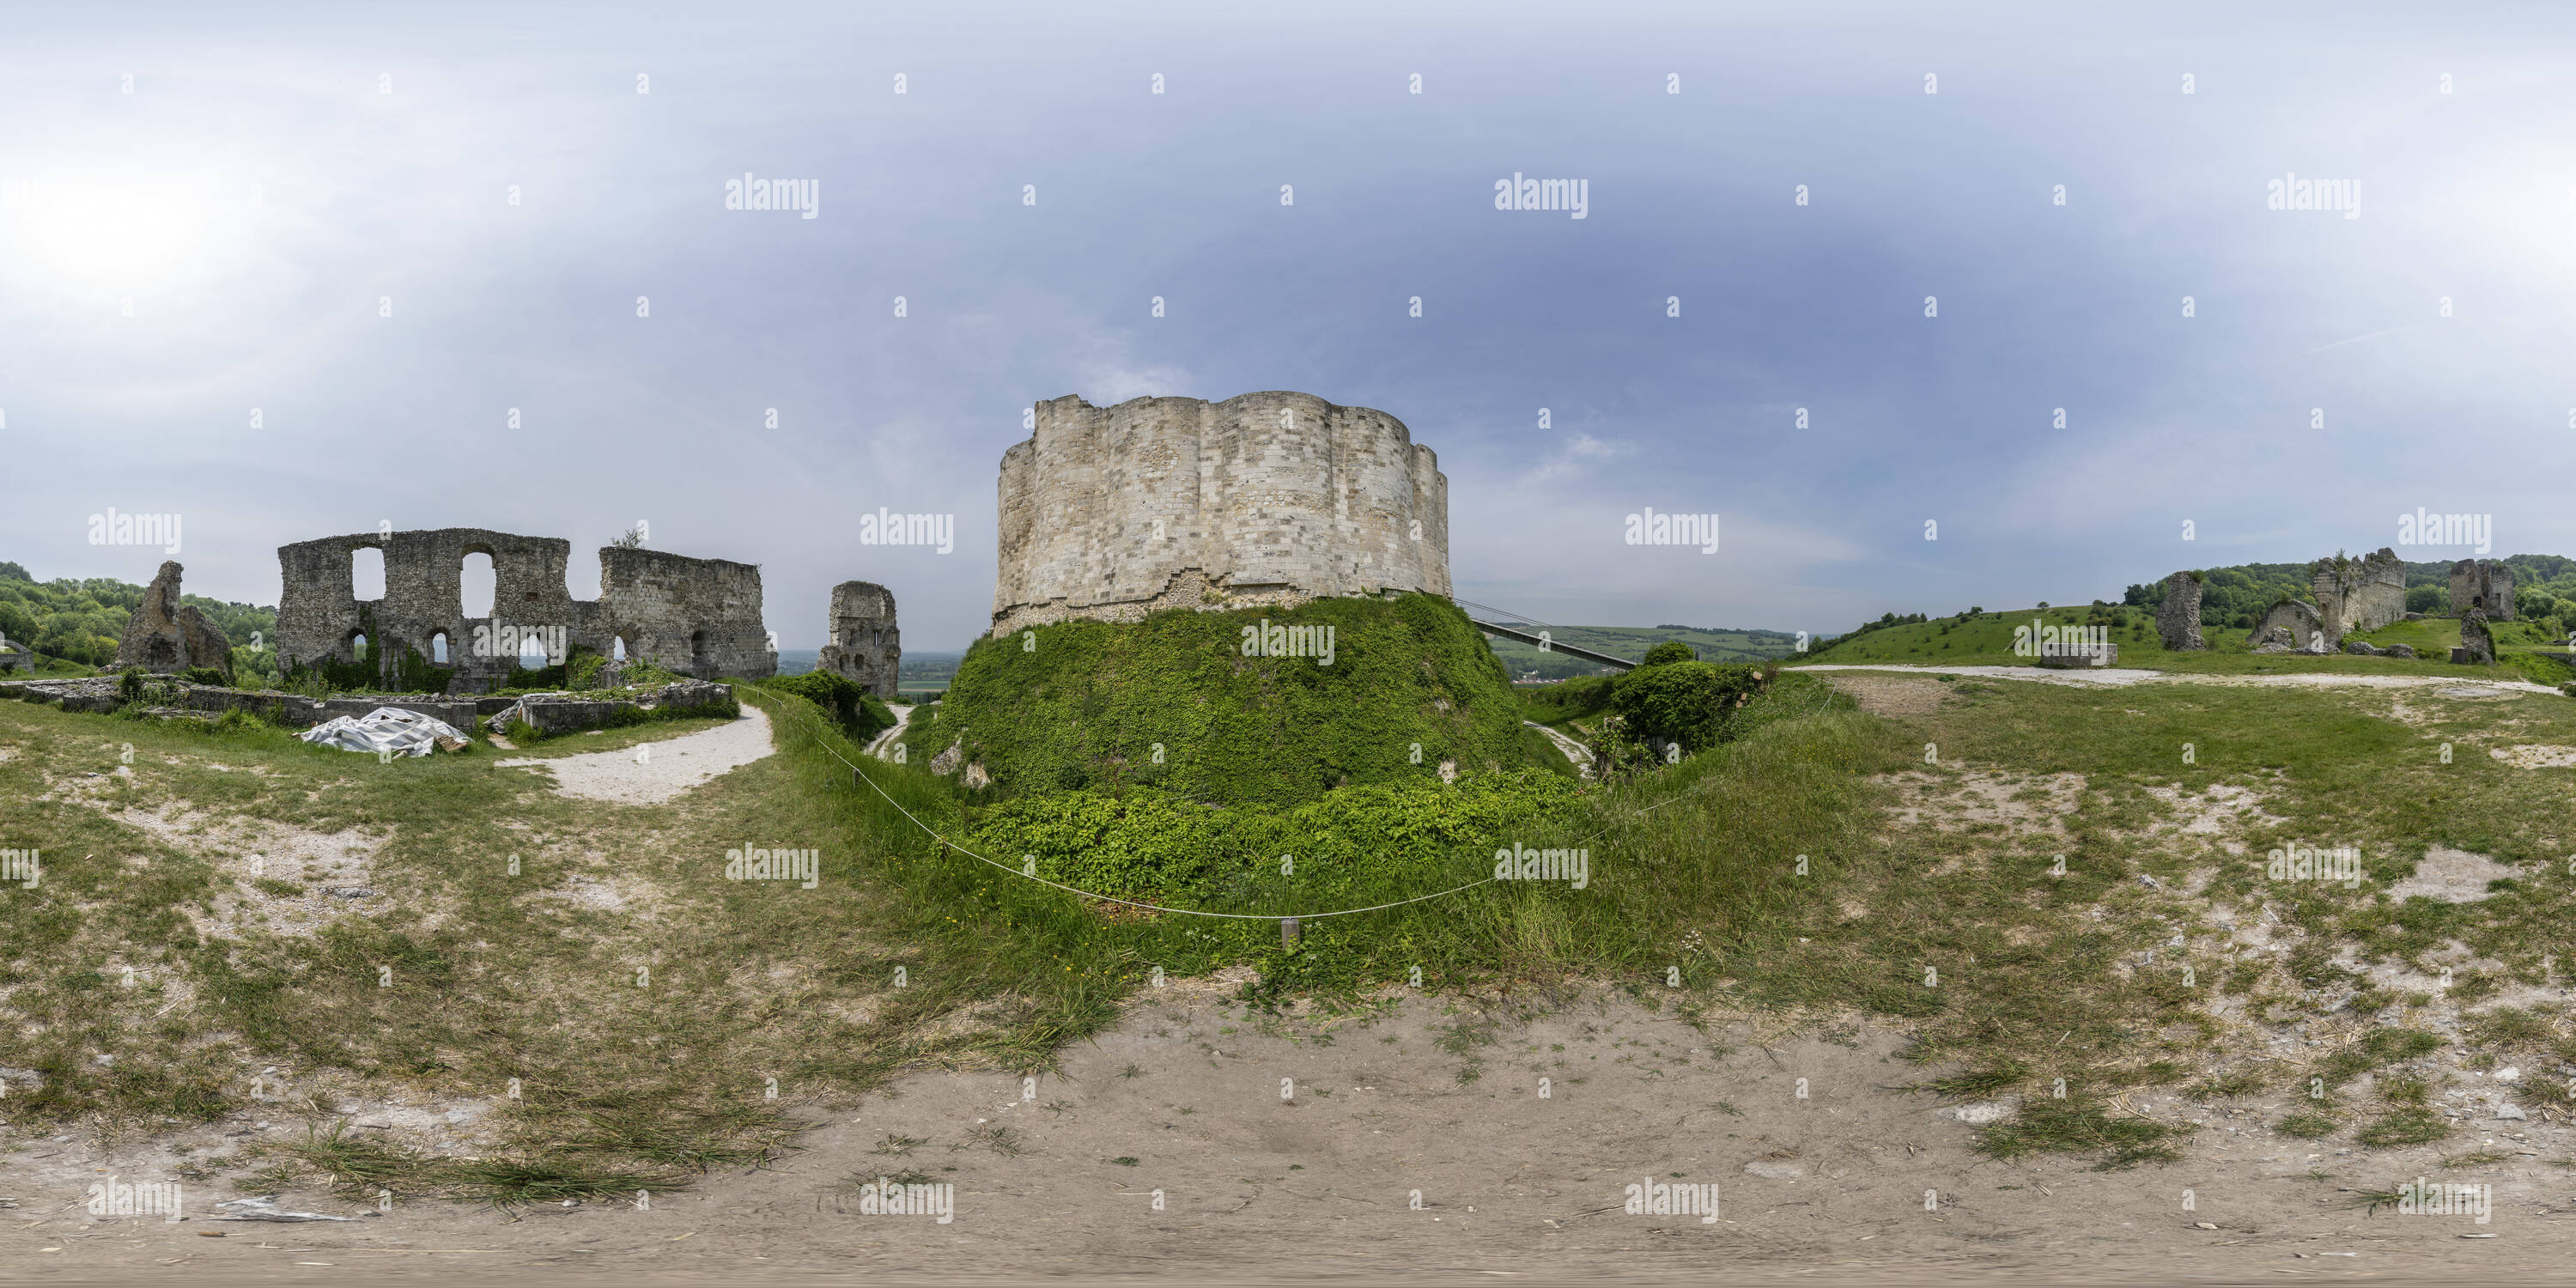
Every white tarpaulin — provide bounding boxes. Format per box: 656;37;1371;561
297;707;467;757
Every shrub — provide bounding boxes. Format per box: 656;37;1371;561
179;666;228;686
966;772;1584;902
1637;641;1697;667
761;671;896;742
1608;660;1765;753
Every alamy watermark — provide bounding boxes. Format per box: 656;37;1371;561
1494;173;1589;219
1493;841;1589;889
858;507;954;554
853;1176;954;1223
89;507;181;555
1624;508;1718;554
2267;172;2359;219
1624;1176;1717;1223
2396;508;2491;555
87;1176;183;1219
2266;842;2360;888
473;623;566;661
725;845;819;889
1240;618;1334;666
2013;618;2110;665
1;848;37;889
724;173;819;219
2396;1177;2491;1224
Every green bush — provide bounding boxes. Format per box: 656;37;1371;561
179;666;227;686
1519;674;1615;721
761;671;896;742
1608;660;1766;753
899;594;1540;809
965;772;1585;902
1637;641;1697;667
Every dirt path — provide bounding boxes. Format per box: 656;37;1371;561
9;991;2570;1283
495;706;775;805
1524;720;1593;778
866;702;913;760
1795;662;2563;696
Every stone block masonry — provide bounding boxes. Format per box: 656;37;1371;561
2155;571;2203;650
816;580;900;698
112;562;234;677
992;392;1449;635
276;528;774;692
2451;559;2514;621
2312;548;2406;648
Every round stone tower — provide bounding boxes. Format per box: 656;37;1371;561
991;392;1450;635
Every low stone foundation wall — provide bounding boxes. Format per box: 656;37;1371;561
3;677;733;738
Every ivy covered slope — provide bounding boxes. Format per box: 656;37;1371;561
899;593;1546;809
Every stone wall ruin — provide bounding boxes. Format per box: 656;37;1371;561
112;561;234;677
992;392;1450;635
2450;559;2514;620
2311;548;2407;648
276;529;773;692
815;580;900;698
2154;570;2203;650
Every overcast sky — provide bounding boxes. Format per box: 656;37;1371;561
4;2;2572;648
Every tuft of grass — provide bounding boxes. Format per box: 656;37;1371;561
2277;1111;2338;1139
2355;1107;2452;1148
1971;1097;2190;1171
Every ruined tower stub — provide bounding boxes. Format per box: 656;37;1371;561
2154;571;2204;651
2449;559;2514;621
276;529;774;692
112;561;234;676
992;392;1450;635
2311;548;2407;648
816;580;900;699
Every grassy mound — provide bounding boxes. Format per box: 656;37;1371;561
899;593;1550;808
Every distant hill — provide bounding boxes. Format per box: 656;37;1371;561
1810;554;2576;662
1476;622;1802;679
0;560;275;668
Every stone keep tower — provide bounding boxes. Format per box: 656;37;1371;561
816;580;900;699
2450;559;2514;620
991;392;1451;635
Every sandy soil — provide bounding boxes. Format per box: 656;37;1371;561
1522;720;1593;776
495;708;775;805
866;704;913;760
1798;663;2564;696
8;990;2573;1285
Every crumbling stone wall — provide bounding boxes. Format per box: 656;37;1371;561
2251;598;2327;653
276;529;774;692
992;392;1450;635
2450;559;2514;620
2454;608;2497;665
815;580;900;698
2154;571;2203;650
2311;548;2407;647
112;562;233;676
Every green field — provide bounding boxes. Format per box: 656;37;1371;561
1800;604;2576;688
1479;622;1801;678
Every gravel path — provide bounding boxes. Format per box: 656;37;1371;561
866;702;914;760
496;705;775;805
1523;719;1594;777
1792;662;2562;696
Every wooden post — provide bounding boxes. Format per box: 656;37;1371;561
1280;916;1300;949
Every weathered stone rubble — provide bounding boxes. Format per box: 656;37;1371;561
111;562;234;677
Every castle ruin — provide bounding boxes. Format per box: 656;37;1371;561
276;529;774;692
112;561;234;677
2311;548;2407;648
992;392;1450;635
2154;571;2203;650
815;580;900;698
2450;559;2514;620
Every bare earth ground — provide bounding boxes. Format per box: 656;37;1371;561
5;989;2573;1285
494;707;775;805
